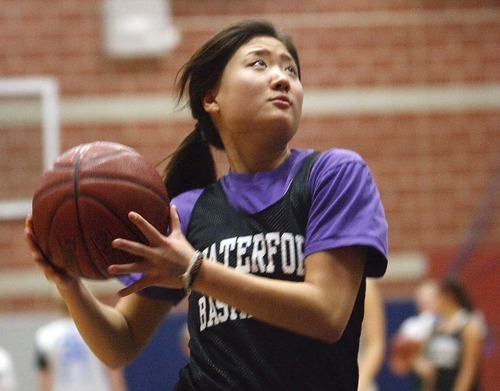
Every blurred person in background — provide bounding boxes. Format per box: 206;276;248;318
358;279;386;391
389;279;440;389
34;292;127;391
0;346;17;391
412;277;486;391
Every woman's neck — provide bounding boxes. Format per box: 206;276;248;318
439;306;465;332
227;146;291;174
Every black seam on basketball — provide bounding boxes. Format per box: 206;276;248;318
78;193;159;240
76;150;168;201
44;195;72;258
33;204;69;276
76;150;137;167
32;178;75;204
78;176;169;202
32;172;167;205
74;152;106;279
75;194;152;270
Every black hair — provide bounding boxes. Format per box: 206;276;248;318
440;276;474;312
163;20;301;198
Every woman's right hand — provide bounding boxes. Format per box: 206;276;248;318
24;215;79;289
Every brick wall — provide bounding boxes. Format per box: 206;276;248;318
1;0;499;387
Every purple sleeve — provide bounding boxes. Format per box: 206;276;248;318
117;189;203;304
172;188;204;235
305;149;388;277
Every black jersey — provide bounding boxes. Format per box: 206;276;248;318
175;152;365;391
425;311;482;391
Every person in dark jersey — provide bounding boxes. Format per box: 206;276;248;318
412;277;486;391
25;20;388;390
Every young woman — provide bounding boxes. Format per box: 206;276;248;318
25;20;388;390
389;279;440;389
413;277;486;391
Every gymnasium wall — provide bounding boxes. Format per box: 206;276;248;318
0;0;499;389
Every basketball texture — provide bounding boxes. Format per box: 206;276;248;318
31;141;170;280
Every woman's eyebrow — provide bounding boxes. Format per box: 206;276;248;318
245;48;293;61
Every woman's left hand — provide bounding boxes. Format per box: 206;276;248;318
108;205;196;296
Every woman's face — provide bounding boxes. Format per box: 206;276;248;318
436;289;454;313
204;36;303;145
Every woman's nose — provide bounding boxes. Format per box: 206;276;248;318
271;69;290;92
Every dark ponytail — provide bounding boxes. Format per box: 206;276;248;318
163;125;216;199
163;19;301;198
441;276;474;312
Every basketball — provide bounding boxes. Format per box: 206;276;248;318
391;336;420;360
388;335;421;375
31;141;170;280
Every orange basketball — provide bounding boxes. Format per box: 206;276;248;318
31;141;169;279
389;335;422;375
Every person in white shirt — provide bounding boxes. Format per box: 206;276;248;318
34;294;126;391
0;347;17;391
389;279;440;384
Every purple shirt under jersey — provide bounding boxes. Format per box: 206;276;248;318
174;148;388;263
120;148;388;296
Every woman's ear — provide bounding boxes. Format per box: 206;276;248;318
202;90;219;114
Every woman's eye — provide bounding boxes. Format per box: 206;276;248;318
286;65;298;75
251;60;266;67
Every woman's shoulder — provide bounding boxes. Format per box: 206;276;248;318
462;311;488;339
309;148;368;184
316;148;365;167
171;188;204;206
171;188;204;234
